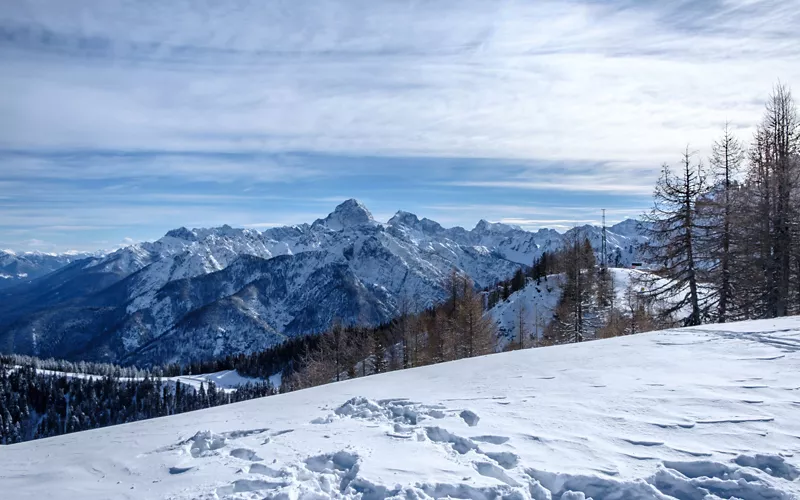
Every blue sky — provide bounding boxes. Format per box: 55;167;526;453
1;0;799;252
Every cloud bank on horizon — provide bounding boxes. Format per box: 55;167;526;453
1;0;798;251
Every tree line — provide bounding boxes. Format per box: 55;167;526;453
543;82;800;337
0;354;153;379
0;362;275;444
643;82;800;325
288;269;497;389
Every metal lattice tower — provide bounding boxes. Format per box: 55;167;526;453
601;209;608;269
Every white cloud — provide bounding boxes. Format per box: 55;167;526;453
24;239;47;247
1;0;798;250
1;0;797;170
420;203;645;231
448;179;654;196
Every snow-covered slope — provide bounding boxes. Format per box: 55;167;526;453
491;268;711;349
0;200;647;365
2;318;798;499
168;370;268;394
491;274;565;348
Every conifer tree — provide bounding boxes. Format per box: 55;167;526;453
548;233;597;343
737;83;800;316
704;123;744;322
642;147;707;326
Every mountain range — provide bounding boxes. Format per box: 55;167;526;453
0;250;100;290
0;200;646;366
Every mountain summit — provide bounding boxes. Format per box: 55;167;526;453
313;199;376;231
473;219;521;234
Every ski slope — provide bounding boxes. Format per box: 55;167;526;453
2;318;800;499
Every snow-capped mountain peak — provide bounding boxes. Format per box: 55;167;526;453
387;211;445;236
164;226;198;241
610;218;644;238
473;219;521;234
387;210;420;228
313;199;376;231
0;200;648;366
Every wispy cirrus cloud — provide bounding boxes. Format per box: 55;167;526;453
447;180;654;196
0;0;797;250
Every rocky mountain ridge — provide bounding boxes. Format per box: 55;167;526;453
0;200;646;365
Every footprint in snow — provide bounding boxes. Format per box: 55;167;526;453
459;410;480;427
734;454;800;480
215;479;285;496
484;451;519;469
223;428;270;439
229;448;262;461
248;463;284;478
472;435;510;445
475;461;521;487
187;431;227;458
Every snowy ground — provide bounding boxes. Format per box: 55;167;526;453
2;317;800;499
12;367;267;393
169;370;269;393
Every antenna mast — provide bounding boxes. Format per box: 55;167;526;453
601;209;608;270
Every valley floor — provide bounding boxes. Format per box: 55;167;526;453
1;318;800;499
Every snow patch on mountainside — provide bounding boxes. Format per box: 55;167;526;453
1;317;798;499
491;274;565;349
